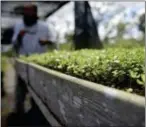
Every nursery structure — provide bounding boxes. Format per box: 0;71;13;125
1;1;145;127
16;49;145;127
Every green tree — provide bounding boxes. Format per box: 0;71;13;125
117;22;126;38
65;33;74;43
138;13;145;34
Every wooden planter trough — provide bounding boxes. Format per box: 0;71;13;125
16;59;145;127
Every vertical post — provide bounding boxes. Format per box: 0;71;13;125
74;1;103;49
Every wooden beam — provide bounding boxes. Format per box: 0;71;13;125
44;2;69;19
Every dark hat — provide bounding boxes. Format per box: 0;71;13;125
23;4;38;16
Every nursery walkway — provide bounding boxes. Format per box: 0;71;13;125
1;58;50;127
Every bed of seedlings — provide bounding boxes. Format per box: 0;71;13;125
21;47;145;96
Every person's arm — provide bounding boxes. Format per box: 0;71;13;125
39;39;53;45
12;25;19;54
39;24;56;46
12;24;26;54
13;30;26;54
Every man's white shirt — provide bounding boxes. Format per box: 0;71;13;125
12;20;56;55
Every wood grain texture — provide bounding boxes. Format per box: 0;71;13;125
27;86;62;127
16;60;145;127
15;60;27;83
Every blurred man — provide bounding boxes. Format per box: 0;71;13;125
12;4;55;114
12;4;56;55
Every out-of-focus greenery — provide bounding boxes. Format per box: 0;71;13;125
1;49;15;72
1;55;7;72
138;13;145;34
1;49;15;57
59;38;144;51
103;39;144;49
59;42;75;51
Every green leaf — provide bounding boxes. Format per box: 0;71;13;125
141;74;145;82
137;79;144;85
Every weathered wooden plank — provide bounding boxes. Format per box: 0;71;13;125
16;60;145;127
15;59;28;83
27;86;62;127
